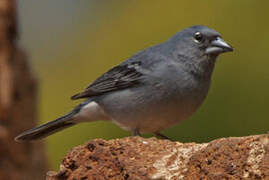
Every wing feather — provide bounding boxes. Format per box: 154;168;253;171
71;63;143;100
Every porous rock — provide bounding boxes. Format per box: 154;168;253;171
47;134;269;180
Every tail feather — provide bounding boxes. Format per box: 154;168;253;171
15;112;76;142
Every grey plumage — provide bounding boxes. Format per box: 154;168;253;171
15;25;233;142
15;112;75;141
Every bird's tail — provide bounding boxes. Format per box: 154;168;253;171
15;112;76;142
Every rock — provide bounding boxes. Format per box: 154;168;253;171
0;0;48;179
47;134;269;180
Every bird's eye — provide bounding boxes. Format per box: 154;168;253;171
194;32;203;43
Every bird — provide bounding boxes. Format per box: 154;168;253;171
15;25;233;142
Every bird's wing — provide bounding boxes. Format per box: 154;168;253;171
71;62;143;100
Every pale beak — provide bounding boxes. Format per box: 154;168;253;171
206;37;233;55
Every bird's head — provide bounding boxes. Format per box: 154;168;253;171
168;25;233;77
170;25;233;58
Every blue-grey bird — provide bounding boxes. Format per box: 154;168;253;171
15;25;233;142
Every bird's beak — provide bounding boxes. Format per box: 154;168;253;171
206;37;233;55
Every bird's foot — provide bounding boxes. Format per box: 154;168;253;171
132;129;141;136
154;132;172;141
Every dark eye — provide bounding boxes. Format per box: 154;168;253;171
194;32;203;43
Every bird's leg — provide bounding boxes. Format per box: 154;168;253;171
132;128;141;136
154;132;172;140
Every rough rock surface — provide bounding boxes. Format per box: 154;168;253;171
47;134;269;180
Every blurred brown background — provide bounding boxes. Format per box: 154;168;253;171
18;1;269;169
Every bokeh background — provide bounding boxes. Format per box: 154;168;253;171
18;1;269;169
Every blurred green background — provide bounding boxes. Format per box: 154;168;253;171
18;1;269;169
